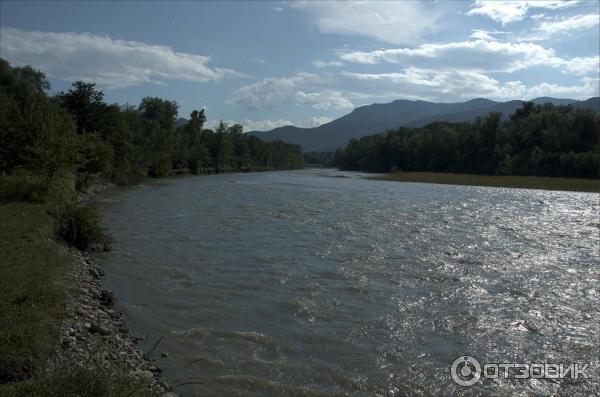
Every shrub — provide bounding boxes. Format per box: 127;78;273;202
0;173;47;203
50;202;110;250
45;174;77;204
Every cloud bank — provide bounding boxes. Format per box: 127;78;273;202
230;73;353;111
531;13;600;40
291;1;442;44
467;0;580;25
339;39;599;76
0;27;242;89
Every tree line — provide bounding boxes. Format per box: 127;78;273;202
334;102;599;178
0;58;304;195
303;151;336;167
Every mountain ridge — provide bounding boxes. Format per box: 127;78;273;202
247;97;599;152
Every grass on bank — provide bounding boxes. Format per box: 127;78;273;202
0;182;148;395
0;368;152;397
0;203;71;382
371;171;600;193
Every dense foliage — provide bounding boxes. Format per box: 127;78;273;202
335;103;599;178
303;151;336;167
0;58;304;194
50;202;111;251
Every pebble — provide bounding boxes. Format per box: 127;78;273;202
134;370;155;381
159;380;173;392
88;267;101;279
90;323;110;336
46;246;172;395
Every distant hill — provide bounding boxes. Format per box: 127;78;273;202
248;97;600;152
175;117;189;128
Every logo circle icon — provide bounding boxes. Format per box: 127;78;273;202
451;355;481;386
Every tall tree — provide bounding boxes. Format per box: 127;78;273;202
55;82;106;134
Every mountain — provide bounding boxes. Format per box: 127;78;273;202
249;97;599;152
175;117;189;128
571;96;600;110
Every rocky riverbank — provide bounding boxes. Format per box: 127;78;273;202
47;243;174;396
78;181;116;203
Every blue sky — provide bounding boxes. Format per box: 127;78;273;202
1;1;598;131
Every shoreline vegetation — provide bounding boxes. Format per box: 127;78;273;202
335;102;599;181
371;172;600;193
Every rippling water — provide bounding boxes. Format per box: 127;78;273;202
95;169;599;396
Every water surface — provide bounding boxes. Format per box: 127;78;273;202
96;169;599;396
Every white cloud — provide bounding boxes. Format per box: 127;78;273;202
342;68;599;101
340;39;554;71
307;116;332;127
470;29;508;41
531;14;600;40
237;116;332;131
230;76;299;110
342;69;501;98
295;90;353;110
339;39;597;76
0;27;242;89
291;1;442;44
205;119;236;130
496;77;600;99
230;73;352;111
312;60;343;68
241;118;294;131
561;56;600;76
467;0;580;25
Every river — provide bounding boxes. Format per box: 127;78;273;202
95;169;599;396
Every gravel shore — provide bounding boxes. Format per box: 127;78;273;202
47;244;174;396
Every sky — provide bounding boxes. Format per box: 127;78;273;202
0;0;598;131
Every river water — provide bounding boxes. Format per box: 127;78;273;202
95;169;599;396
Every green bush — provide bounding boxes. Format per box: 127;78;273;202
50;202;110;250
0;173;47;203
45;174;77;204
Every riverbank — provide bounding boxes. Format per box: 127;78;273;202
0;202;173;396
371;172;600;192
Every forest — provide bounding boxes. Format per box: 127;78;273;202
0;58;304;201
334;103;599;179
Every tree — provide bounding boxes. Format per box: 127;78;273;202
0;57;306;194
335;102;599;178
0;91;24;171
173;109;207;171
14;65;51;94
139;97;178;131
211;121;234;172
20;97;78;186
55;82;106;134
139;97;179;177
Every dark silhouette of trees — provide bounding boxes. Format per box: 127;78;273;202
0;59;304;195
336;104;599;178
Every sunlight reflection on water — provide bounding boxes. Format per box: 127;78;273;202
96;170;599;396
